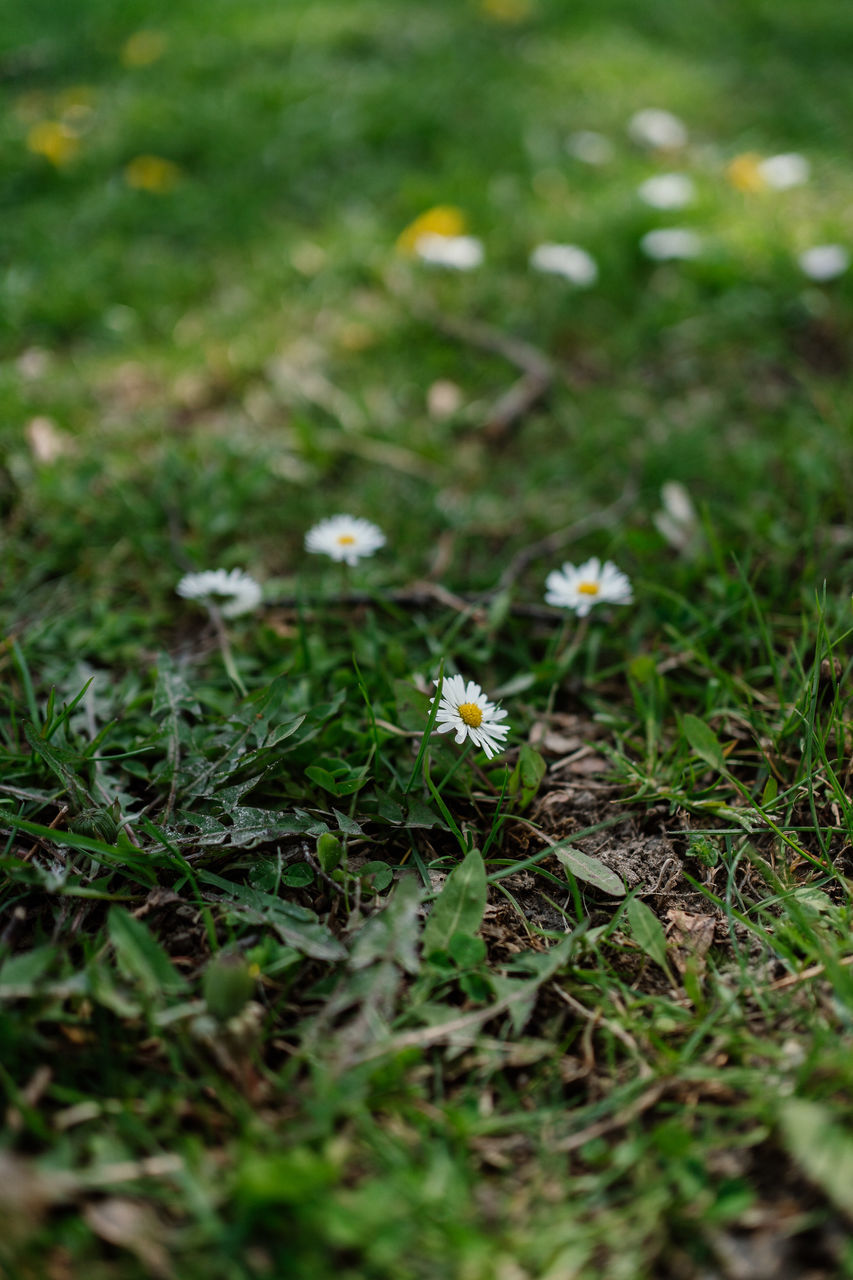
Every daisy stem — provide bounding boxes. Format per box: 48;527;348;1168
434;739;474;796
404;660;445;795
547;615;589;715
423;750;469;856
208;605;247;698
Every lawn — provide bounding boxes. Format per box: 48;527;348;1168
4;1;853;1276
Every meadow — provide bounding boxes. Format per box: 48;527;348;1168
3;0;853;1275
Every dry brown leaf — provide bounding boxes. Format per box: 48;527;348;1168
84;1198;173;1278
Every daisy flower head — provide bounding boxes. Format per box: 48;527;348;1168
305;514;386;566
798;244;849;283
414;233;484;270
430;674;510;760
176;568;262;618
545;557;633;618
637;173;695;210
640;227;703;262
758;152;809;190
529;242;598;286
565;130;613;166
628;108;688;151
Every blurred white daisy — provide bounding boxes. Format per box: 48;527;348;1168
653;481;700;554
565;130;613;166
176;568;262;618
637;173;695;210
545;557;633;617
758;153;809;190
529;242;598;285
628;108;688;151
798;244;849;282
414;233;484;270
305;514;386;566
640;227;703;261
430;673;510;759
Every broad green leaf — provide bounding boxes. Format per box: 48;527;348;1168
682;714;727;773
554;844;624;897
422;849;487;957
779;1098;853;1215
198;870;345;961
350;876;422;974
107;907;186;998
626;897;670;972
448;932;487;968
0;946;54;991
151;653;200;721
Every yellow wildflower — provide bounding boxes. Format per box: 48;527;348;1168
124;155;182;193
396;205;467;254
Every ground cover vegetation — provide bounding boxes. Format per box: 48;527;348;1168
3;0;853;1275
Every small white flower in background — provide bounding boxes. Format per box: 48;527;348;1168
545;557;633;617
305;514;386;566
653;481;700;553
758;153;809;189
565;130;613;166
176;568;263;618
798;244;849;282
628;108;688;151
529;242;598;286
430;674;510;759
637;173;695;210
640;227;703;261
414;233;484;270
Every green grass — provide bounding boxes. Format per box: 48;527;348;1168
4;0;853;1276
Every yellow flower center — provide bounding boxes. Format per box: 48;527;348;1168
336;534;356;545
577;581;600;596
458;702;483;728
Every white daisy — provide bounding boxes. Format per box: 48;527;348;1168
414;232;484;270
798;244;849;282
653;481;699;553
529;242;598;286
637;173;695;210
565;130;613;166
758;153;809;190
544;557;633;618
176;568;263;618
305;514;386;566
628;108;688;151
430;673;510;760
640;227;703;261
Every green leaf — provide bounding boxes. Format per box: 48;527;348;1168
626;897;671;972
448;932;488;968
1;815;156;885
554;844;624;897
422;849;487;958
198;870;345;961
316;832;344;873
151;653;200;721
203;952;255;1022
0;946;54;992
779;1098;853;1216
508;744;547;811
682;714;727;773
359;861;394;892
23;721;92;809
107;907;186;999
